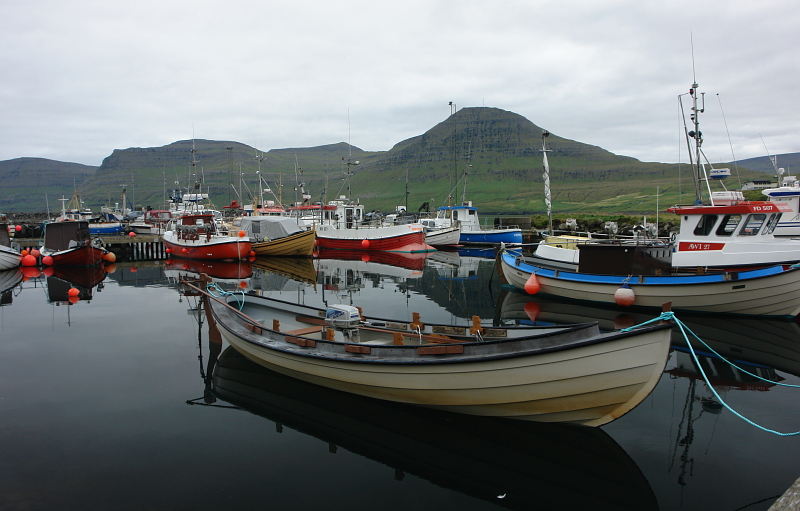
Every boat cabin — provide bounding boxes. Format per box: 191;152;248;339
171;214;219;240
666;201;795;268
43;221;92;251
436;202;480;229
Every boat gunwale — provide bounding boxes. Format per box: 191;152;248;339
208;293;672;366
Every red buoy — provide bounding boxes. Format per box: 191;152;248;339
614;283;636;306
361;239;370;249
21;254;37;266
524;273;540;294
103;252;117;262
238;230;246;238
361;253;370;262
128;231;136;238
67;287;80;297
42;255;54;266
30;249;40;258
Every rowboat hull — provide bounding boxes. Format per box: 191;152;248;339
207;293;672;426
163;232;252;261
252;228;315;257
424;225;461;247
211;347;660;510
0;245;22;270
460;228;522;245
43;245;108;267
500;251;800;317
315;224;434;253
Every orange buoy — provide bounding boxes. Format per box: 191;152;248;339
42;255;54;266
238;230;246;237
103;263;117;274
239;281;247;289
361;239;370;248
523;301;540;321
524;273;540;294
249;250;255;257
67;287;80;297
130;267;138;273
21;254;37;266
128;231;136;237
165;248;172;253
68;296;79;304
614;283;635;306
103;252;117;262
21;249;29;257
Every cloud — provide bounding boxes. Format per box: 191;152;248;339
1;0;798;167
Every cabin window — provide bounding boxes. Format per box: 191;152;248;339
763;213;781;235
453;210;460;221
738;214;766;236
715;214;742;236
693;215;718;236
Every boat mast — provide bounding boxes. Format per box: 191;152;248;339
541;131;553;235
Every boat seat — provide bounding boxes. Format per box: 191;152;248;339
283;325;324;336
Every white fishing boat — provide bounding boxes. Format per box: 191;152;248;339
198;283;673;426
761;161;800;236
500;250;800;318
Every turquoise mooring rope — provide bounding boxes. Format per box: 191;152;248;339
206;282;246;311
622;311;800;437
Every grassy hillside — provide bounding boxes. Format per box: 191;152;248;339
0;157;98;212
0;107;776;214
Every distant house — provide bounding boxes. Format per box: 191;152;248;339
741;179;775;191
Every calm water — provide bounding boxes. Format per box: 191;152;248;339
1;249;800;510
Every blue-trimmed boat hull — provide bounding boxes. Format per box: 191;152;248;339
500;251;800;317
460;229;522;245
88;223;123;235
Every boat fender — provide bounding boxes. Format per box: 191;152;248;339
524;273;540;294
614;283;635;306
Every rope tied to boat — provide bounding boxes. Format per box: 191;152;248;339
205;282;246;311
622;311;800;436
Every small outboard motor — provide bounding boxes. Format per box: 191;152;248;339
325;304;362;343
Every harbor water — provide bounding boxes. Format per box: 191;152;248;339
1;248;799;510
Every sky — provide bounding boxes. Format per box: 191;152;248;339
1;0;798;168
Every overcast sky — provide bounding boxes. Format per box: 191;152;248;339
2;0;798;168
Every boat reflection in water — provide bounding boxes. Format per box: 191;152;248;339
0;268;23;307
500;289;800;380
251;256;317;288
45;265;109;305
209;345;659;511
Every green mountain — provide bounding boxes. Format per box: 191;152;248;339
0;157;98;212
0;107;776;214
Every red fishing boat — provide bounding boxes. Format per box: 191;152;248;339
162;214;252;261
